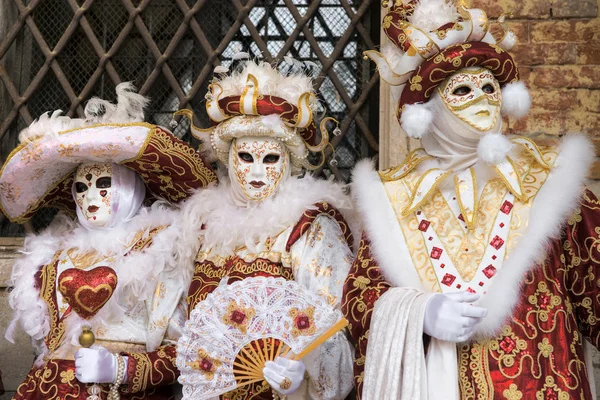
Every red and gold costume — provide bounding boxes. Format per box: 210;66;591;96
343;0;600;398
178;60;356;399
343;138;599;398
2;84;216;400
182;178;356;400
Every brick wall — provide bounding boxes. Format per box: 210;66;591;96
471;0;600;178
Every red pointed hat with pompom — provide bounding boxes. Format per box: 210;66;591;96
366;0;529;138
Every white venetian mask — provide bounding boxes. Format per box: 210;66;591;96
438;67;502;132
230;136;289;202
74;162;113;227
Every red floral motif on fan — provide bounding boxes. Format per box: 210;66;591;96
289;306;316;338
57;266;118;319
188;349;222;381
222;300;256;335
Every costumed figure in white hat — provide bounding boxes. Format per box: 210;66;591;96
2;83;217;399
342;1;600;399
176;60;356;400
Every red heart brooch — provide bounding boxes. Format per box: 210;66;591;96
58;267;118;319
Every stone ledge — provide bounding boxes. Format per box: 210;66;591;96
0;238;24;288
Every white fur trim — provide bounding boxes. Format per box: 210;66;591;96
400;103;433;139
501;81;531;119
474;134;594;337
351;159;424;290
477;133;514;165
353;135;594;338
180;173;359;255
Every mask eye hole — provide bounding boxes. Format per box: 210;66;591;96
263;154;280;164
482;83;495;94
452;86;471;96
96;177;112;188
75;182;88;193
238;152;254;163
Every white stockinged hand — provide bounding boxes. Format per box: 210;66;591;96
423;291;487;342
263;357;306;395
75;346;120;383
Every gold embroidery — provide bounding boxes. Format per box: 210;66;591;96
129;352;153;393
536;376;569;400
503;383;523;399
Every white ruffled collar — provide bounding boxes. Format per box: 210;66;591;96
180;173;354;255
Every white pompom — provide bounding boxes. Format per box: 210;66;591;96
477;133;513;165
400;103;433;139
501;81;531;119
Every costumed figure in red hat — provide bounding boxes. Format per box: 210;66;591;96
177;59;356;400
2;84;217;399
342;0;600;398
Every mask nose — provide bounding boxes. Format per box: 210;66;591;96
250;161;264;179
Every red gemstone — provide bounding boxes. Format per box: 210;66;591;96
200;358;213;372
418;220;431;232
492;255;497;260
490;235;505;250
467;287;476;293
499;336;516;353
440;263;445;268
295;314;311;330
441;273;456;286
499;222;505;228
430;247;443;260
458;214;465;222
428;236;433;241
483;265;497;279
456;284;462;289
500;200;513;214
230;310;246;324
478;281;484;286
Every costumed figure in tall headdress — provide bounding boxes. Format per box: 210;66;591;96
342;1;600;398
2;83;217;400
176;60;356;400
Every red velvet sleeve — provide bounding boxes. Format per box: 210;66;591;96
121;345;178;394
562;189;600;347
341;233;393;399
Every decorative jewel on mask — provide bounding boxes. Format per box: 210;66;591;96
230;136;289;202
438;67;502;132
74;162;113;227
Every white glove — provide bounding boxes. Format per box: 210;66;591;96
263;357;305;395
423;291;487;342
75;346;127;384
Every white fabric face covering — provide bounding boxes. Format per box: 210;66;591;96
72;162;146;230
228;136;291;206
421;69;504;172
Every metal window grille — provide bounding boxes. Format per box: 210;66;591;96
0;0;380;236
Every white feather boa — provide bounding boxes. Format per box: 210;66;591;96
5;202;198;362
179;173;359;256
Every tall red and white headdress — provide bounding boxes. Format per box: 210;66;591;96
367;0;530;138
177;60;337;173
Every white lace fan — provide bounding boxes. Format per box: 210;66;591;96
177;276;348;400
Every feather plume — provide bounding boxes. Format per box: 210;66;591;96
408;0;459;32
